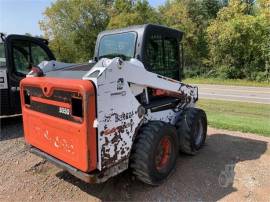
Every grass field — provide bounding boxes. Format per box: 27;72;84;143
197;99;270;136
183;77;270;87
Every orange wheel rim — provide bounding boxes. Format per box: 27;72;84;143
155;136;171;170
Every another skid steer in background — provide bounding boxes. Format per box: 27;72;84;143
19;24;207;185
0;33;55;118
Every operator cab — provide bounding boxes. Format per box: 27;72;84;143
0;33;55;117
94;24;184;81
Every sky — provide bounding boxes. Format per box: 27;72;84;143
0;0;165;36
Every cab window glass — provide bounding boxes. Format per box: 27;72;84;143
146;34;163;70
98;32;137;60
0;43;6;67
146;34;179;80
163;37;179;79
164;38;178;69
13;40;30;75
12;40;51;75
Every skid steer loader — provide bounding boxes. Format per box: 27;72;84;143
20;24;207;185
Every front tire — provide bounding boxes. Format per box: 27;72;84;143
130;121;178;185
176;108;207;155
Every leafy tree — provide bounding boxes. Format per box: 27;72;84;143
107;0;161;29
40;0;109;62
207;0;270;80
160;0;221;70
39;0;269;81
202;0;221;19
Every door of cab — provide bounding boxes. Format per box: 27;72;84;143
4;35;55;115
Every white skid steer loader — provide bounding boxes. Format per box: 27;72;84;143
20;24;207;185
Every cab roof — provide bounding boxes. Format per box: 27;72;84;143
98;24;183;39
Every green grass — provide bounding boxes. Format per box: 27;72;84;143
197;99;270;136
183;77;270;87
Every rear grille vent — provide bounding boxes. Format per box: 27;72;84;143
23;86;83;123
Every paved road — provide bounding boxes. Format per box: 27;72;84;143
193;84;270;104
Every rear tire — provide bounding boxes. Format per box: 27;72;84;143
176;108;207;155
130;121;178;185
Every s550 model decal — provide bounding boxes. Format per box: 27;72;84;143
59;107;70;115
0;69;8;89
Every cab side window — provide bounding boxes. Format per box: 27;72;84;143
146;34;179;80
13;41;30;75
146;34;163;71
12;40;51;75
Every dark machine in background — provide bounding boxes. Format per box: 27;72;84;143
0;33;55;117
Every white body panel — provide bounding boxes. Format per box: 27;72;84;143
83;58;197;170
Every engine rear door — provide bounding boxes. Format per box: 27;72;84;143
3;35;55;115
20;77;97;172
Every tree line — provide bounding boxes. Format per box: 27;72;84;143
40;0;270;81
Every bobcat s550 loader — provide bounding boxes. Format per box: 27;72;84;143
20;24;207;185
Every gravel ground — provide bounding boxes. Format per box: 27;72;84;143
0;117;270;201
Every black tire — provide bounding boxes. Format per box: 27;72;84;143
130;121;178;185
176;108;207;155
